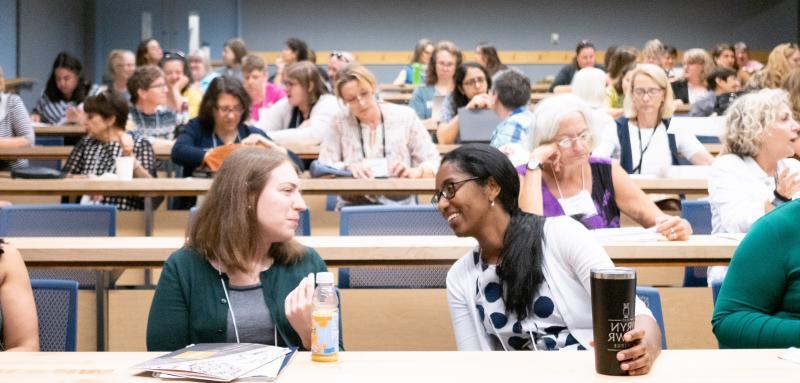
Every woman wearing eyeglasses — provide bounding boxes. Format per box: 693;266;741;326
594;64;713;176
161;51;202;120
319;64;439;207
257;61;339;147
171;76;284;209
409;41;462;120
518;93;691;239
127;65;179;152
436;62;493;144
435;144;661;374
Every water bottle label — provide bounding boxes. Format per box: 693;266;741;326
311;310;339;356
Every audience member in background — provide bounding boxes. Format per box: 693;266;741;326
606;63;637;120
272;37;310;85
603;45;618;71
436;62;492;144
489;69;532;150
671;48;713;104
549;40;603;93
605;47;638;115
689;67;741;117
161;51;202;119
0;66;35;171
474;42;507;77
734;41;764;84
136;38;164;67
31;52;96;124
148;147;340;351
257;61;338;147
319;64;439;207
712;43;736;70
707;89;800;284
0;239;39;352
64;91;156;210
783;69;800;121
570;67;616;146
97;50;136;102
409;41;462;120
172;76;282;179
127;65;179;151
187;49;219;93
662;45;682;80
747;43;800;90
217;38;247;80
438;145;661;373
327;51;355;90
641;39;666;67
241;55;286;124
712;198;800;349
393;39;434;85
518;93;691;238
594;64;712;174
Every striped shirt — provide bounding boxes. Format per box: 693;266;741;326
0;93;35;170
31;84;99;124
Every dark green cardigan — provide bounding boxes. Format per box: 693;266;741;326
146;245;344;351
712;200;800;348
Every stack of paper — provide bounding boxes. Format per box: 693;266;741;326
133;343;295;382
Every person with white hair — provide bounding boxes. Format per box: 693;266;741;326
516;93;691;240
707;88;800;284
570;67;617;154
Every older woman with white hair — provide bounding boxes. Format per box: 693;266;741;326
517;93;691;240
571;67;617;153
671;49;714;105
594;64;713;175
707;88;800;284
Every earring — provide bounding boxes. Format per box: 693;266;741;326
490;200;495;207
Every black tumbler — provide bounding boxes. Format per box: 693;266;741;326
590;267;637;376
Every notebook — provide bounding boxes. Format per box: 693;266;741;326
457;107;501;143
430;95;446;122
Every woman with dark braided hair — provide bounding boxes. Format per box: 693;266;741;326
435;144;660;375
0;239;39;351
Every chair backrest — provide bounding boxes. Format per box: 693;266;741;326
680;199;712;287
636;286;667;350
337;266;450;289
711;279;723;306
0;204;116;237
31;279;78;351
29;136;65;171
339;205;452;236
188;206;311;236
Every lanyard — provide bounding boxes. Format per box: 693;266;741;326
135;107;160;135
212;130;242;147
356;110;386;159
633;122;660;174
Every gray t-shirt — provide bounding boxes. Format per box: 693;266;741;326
225;283;275;345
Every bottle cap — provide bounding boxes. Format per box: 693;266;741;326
590;267;636;280
316;272;334;284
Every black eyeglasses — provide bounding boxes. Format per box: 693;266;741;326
330;51;351;63
163;50;186;60
431;177;481;205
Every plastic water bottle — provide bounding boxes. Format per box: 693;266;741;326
412;63;421;85
311;272;339;362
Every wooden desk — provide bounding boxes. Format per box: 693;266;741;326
0;146;172;161
4;76;36;93
33;123;86;136
10;234;738;268
0;349;796;382
382;93;412;104
379;83;417;93
0;176;707;196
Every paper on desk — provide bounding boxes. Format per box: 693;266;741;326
592;227;662;242
713;233;746;241
779;347;800;364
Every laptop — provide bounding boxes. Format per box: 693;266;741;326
457;107;502;143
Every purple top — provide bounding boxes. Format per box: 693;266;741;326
517;156;620;229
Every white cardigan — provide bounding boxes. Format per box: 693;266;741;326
446;216;653;351
256;94;342;146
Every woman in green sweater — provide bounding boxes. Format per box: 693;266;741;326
147;147;342;351
712;199;800;348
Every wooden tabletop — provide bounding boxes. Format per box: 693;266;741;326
0;175;708;195
33;123;86;136
0;349;795;382
9;234;739;268
0;146;172;160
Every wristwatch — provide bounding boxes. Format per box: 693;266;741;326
526;159;543;171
